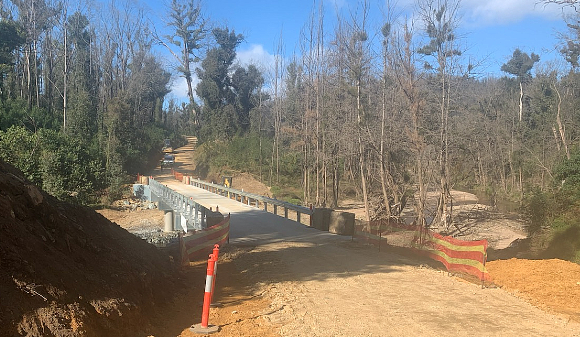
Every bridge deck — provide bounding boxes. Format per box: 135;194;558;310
154;176;346;246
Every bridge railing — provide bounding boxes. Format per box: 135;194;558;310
179;174;313;224
149;178;207;232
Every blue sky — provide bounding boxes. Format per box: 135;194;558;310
141;0;574;102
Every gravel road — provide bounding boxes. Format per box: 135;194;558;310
155;176;580;337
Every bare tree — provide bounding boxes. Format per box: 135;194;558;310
270;32;284;185
378;1;399;219
417;0;462;230
393;20;429;234
332;1;373;221
538;0;580;11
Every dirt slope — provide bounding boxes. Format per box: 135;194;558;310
0;159;184;336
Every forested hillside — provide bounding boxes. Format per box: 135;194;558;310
1;0;579;260
0;0;177;203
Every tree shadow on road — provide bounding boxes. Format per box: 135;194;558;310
213;208;443;286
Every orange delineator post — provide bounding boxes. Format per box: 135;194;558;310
200;245;220;329
210;245;220;300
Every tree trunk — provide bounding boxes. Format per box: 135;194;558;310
63;19;68;132
519;80;523;122
357;79;370;222
379;59;391;218
553;84;570;160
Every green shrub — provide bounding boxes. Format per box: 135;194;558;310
543;225;580;263
0;126;105;204
522;188;554;235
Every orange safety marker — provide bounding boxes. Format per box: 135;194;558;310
190;245;220;334
210;245;220;302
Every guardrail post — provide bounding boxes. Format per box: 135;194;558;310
297;211;301;224
264;202;268;212
284;207;288;218
274;204;277;215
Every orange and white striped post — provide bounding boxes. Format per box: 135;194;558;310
190;245;220;334
210;245;220;301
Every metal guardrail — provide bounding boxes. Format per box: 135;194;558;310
149;178;206;232
185;177;313;223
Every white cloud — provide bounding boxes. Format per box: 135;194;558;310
235;44;278;69
391;0;572;27
167;74;201;105
460;0;572;26
170;77;189;100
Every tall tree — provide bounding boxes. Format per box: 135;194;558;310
126;51;171;126
66;11;97;140
231;64;263;133
196;27;243;140
393;21;429;236
501;48;539;122
0;19;25;96
162;0;205;108
418;0;462;230
12;0;58;108
340;1;372;221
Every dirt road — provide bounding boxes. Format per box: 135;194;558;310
156;177;580;336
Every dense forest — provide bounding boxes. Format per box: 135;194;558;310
1;0;580;259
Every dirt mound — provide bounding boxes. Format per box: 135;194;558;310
487;258;580;322
227;172;272;198
0;159;184;336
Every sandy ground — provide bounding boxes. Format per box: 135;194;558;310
342;190;528;250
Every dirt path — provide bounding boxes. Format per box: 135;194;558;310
222;241;580;337
145;174;580;337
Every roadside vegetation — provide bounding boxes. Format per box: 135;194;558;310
521;152;580;263
1;0;579;262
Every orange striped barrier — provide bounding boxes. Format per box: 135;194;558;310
417;232;489;281
354;220;489;281
180;215;230;264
